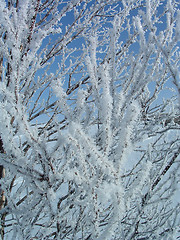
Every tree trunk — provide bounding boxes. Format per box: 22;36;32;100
0;138;5;210
0;138;5;240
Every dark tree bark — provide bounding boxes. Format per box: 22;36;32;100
0;137;5;209
0;137;5;239
0;137;4;154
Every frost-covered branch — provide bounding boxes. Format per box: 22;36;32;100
0;0;179;239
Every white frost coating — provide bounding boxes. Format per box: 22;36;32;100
89;35;97;72
114;100;141;172
176;10;180;41
52;79;72;120
99;63;113;154
86;35;99;97
135;16;146;49
146;0;151;24
86;55;98;91
47;187;57;214
0;1;179;239
68;121;116;176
